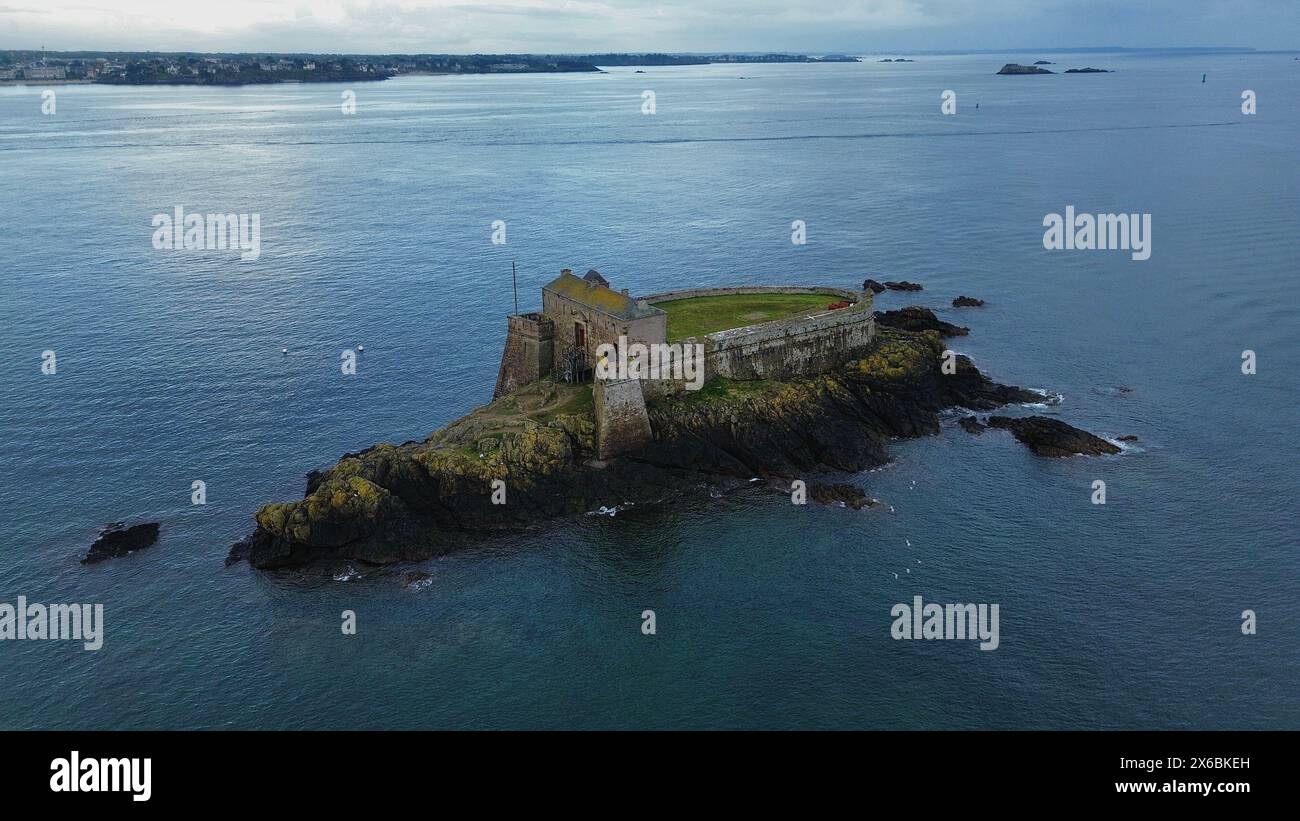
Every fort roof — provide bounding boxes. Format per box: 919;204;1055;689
543;271;664;321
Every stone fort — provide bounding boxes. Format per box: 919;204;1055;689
495;268;875;459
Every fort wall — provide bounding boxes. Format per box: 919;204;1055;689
493;313;554;399
641;284;861;304
594;378;653;460
639;286;875;385
494;284;877;464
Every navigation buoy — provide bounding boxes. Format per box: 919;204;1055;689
357;345;365;352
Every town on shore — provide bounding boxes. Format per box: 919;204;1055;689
0;49;860;86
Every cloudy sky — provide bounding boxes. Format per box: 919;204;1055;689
2;0;1297;54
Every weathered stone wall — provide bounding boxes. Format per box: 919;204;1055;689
594;378;653;460
704;296;875;380
493;313;554;399
638;286;875;383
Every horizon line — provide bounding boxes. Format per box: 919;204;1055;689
0;46;1281;58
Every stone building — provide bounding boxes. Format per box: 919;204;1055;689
494;268;666;399
541;269;666;360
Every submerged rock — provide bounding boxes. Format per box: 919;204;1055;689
83;522;160;564
230;328;1045;569
875;306;969;337
958;416;987;435
401;571;434;590
952;295;985;307
986;416;1121;457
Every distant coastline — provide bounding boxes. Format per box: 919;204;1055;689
0;49;860;87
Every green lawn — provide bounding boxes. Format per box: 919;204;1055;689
651;292;845;341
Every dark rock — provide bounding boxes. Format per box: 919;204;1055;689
225;527;270;566
997;63;1053;75
986;415;1121;457
863;279;886;294
875;306;969;337
83;522;160;564
883;280;923;291
808;481;873;509
1065;67;1112;73
958;416;986;435
305;469;327;494
1117;434;1139;442
952;295;985;307
1033;60;1054;65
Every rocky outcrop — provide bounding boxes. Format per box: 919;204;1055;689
229;328;1048;569
875;306;969;337
83;522;160;564
952;295;984;307
863;279;923;293
997;64;1053;75
1065;68;1111;73
986;416;1121;457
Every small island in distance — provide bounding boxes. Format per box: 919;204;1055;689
0;49;860;86
997;62;1113;75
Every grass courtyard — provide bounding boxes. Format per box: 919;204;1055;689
651;292;846;341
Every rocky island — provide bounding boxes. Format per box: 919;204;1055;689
229;273;1120;571
998;63;1054;75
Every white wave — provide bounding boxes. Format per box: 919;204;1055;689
586;502;635;517
1022;388;1064;408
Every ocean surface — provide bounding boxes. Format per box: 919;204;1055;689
1;52;1296;729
